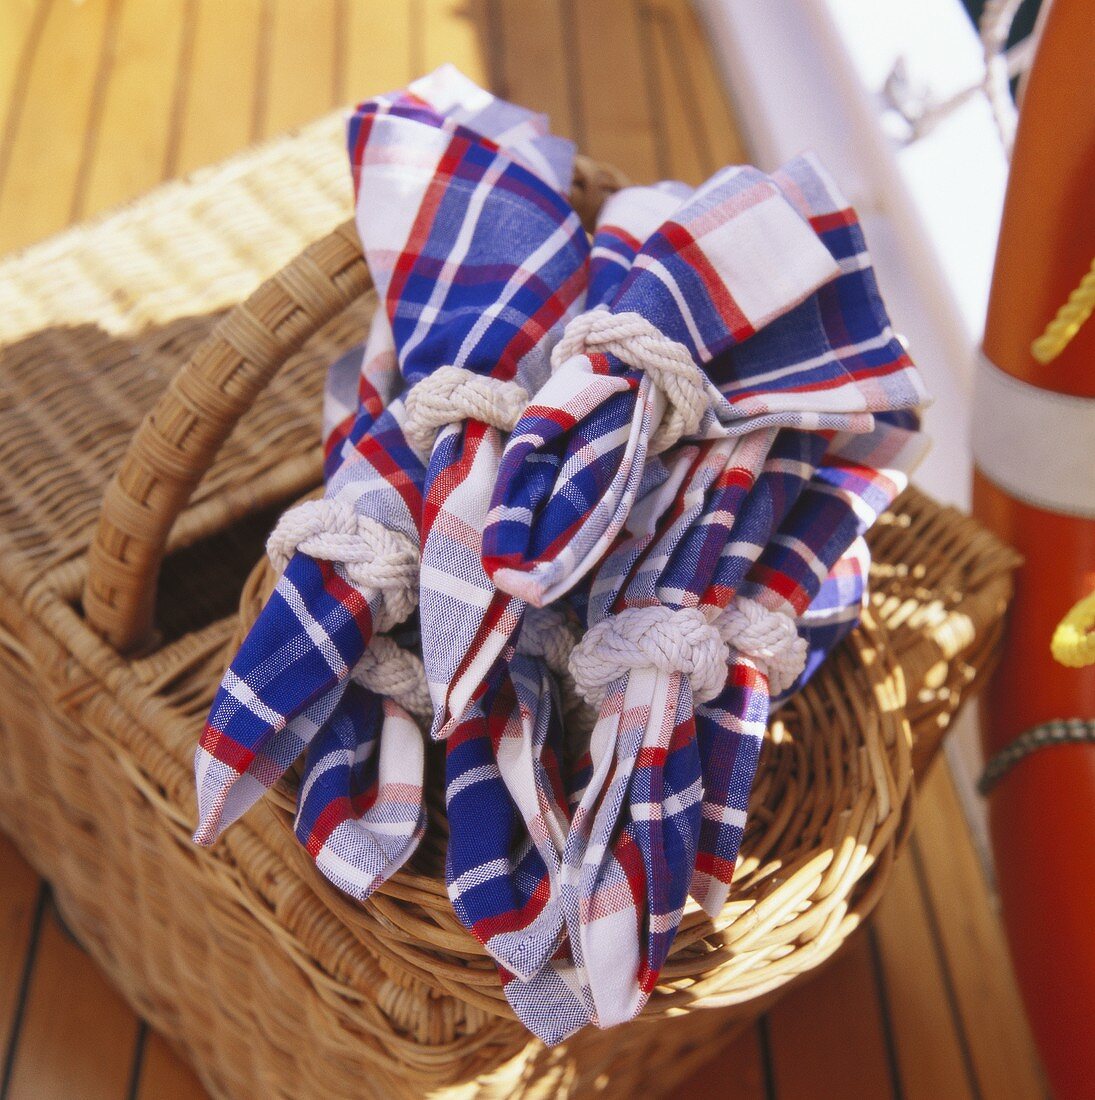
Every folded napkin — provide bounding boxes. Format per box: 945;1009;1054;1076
194;303;410;851
194;68;578;899
690;414;926;916
551;161;929;1031
442;184;692;990
561;428;820;1030
480;155;927;612
493;452;875;1045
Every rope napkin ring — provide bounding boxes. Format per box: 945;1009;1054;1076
403;365;529;462
518;606;599;732
267;499;418;631
568;598;807;707
350;636;433;721
551;306;709;454
713;596;808;696
569;606;728;707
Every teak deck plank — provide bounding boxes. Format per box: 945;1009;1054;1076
4;908;141;1100
135;1031;208;1100
170;0;265;177
493;0;576;140
421;0;489;84
568;0;660;182
0;3;1045;1099
263;0;341;138
874;829;979;1099
80;0;189;220
913;761;1047;1100
0;836;42;1073
0;0;114;252
342;0;416;104
766;934;898;1099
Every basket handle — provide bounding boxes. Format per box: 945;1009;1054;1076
83;156;629;652
84;219;371;651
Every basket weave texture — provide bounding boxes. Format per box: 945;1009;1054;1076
0;115;1018;1099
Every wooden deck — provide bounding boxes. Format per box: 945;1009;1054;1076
0;1;1046;1097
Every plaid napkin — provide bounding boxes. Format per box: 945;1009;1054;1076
432;181;690;742
441;184;691;988
193;303;410;851
488;442;876;1044
691;413;926;916
480;156;927;613
552;161;928;1030
193;69;578;896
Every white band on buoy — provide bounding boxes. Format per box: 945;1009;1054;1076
972;353;1095;519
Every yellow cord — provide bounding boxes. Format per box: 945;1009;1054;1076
1031;256;1095;364
1036;259;1095;666
1052;590;1095;669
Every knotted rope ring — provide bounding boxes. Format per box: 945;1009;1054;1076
568;606;729;708
568;598;808;709
267;499;418;632
351;635;433;722
517;606;577;677
551;305;709;454
518;606;599;733
714;596;807;696
403;365;529;462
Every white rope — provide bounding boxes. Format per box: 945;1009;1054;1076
350;635;433;721
567;597;808;709
518;606;599;733
713;596;807;696
568;606;729;708
516;606;576;677
552;305;708;453
266;499;418;631
402;365;529;462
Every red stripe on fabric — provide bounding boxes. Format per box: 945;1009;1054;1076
199;727;252;774
693;850;738;884
448;589;514;714
745;562;809;613
636;745;669;770
387;136;469;309
473;873;552;942
611;828;647;915
597;224;643;254
354;433;423;521
304;797;353;856
658;220;754;344
497;264;588;382
810;208;857;233
350;113;374;199
847;351;915;382
317;558;375;638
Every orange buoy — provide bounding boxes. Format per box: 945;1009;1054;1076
973;1;1095;1096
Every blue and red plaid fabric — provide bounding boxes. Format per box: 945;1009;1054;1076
441;184;692;989
690;417;926;914
193;304;409;853
195;69;582;903
481;156;927;614
194;67;931;1047
471;158;927;1038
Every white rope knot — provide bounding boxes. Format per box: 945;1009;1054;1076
551;306;709;453
266;499;418;632
402;365;529;462
714;596;807;696
351;635;433;721
510;607;596;735
568;606;729;708
516;606;576;677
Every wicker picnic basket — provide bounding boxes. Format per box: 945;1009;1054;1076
0;115;1018;1099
